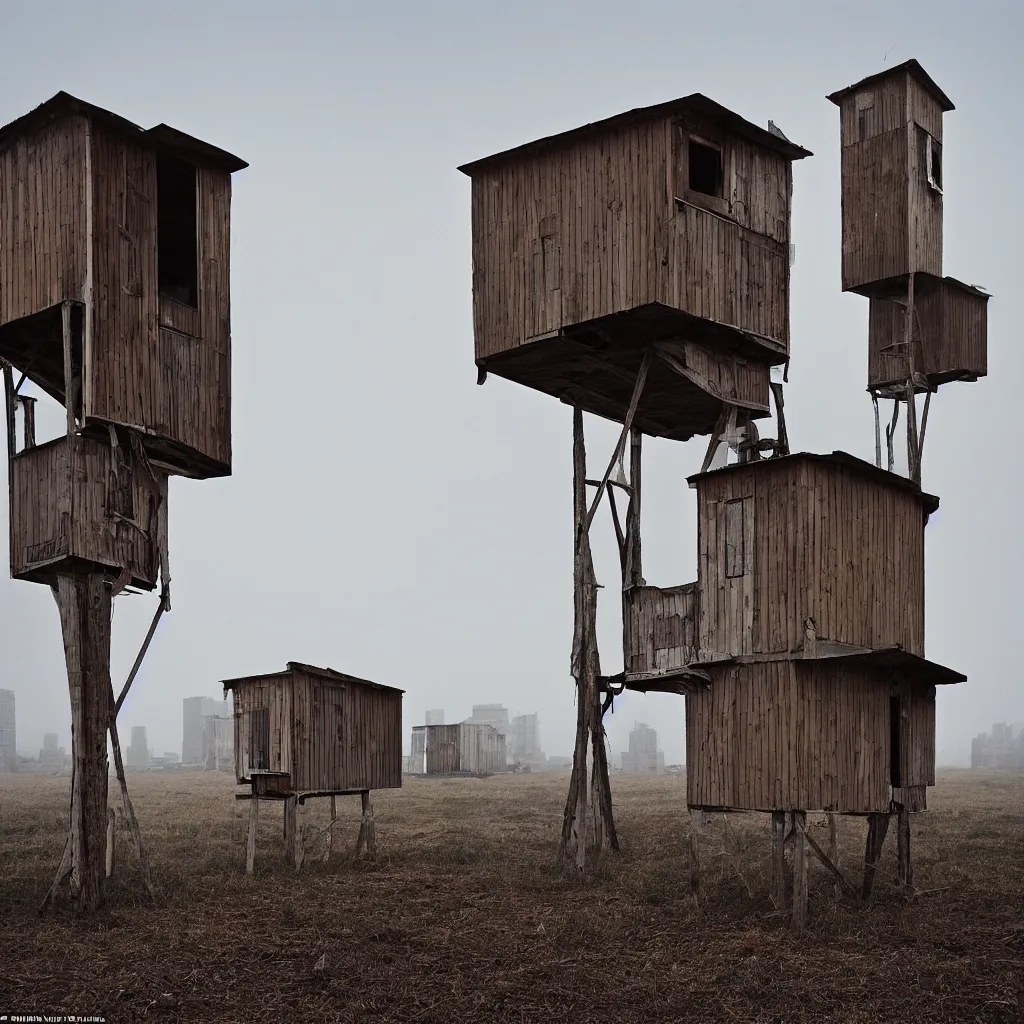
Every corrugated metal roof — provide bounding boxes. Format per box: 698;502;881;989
458;92;811;176
826;59;954;113
0;91;247;172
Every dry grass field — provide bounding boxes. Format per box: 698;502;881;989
0;769;1021;1023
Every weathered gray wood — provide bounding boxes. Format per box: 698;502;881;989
897;802;912;891
800;815;858;901
354;791;376;859
54;573;111;912
3;361;14;461
584;353;650;531
107;679;155;899
114;591;168;716
792;811;808;930
871;392;882;468
284;795;298;867
246;796;258;875
105;809;116;879
862;811;891;900
771;810;787;908
689;807;702;894
561;406;591;869
827;812;841;896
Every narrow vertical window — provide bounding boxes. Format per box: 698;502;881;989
250;707;270;771
157;155;199;307
689;139;723;198
724;499;745;578
923;131;943;193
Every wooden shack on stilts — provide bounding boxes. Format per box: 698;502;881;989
0;92;246;910
222;662;403;873
460;95;811;870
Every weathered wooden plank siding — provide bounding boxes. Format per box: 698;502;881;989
839;127;911;291
288;671;402;792
469;113;793;363
10;435;160;588
0;115;88;326
836;68;947;294
697;457;926;659
685;661;892;812
230;677;292;783
868;277;988;388
627;584;698;674
86;126;231;472
87;126;158;438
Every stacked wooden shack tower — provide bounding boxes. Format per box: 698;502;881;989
0;93;245;910
461;59;983;923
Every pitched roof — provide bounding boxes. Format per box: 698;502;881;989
687;450;941;515
826;59;954;113
458;92;811;176
222;662;404;695
0;91;247;172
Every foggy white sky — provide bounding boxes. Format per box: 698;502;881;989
0;0;1020;766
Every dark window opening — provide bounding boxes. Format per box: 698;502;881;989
689;139;723;198
889;696;902;788
157;155;198;307
250;707;270;771
924;132;942;193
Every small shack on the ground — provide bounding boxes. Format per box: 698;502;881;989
222;661;404;872
409;722;507;775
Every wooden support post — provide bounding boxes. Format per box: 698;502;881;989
107;681;155;899
791;811;808;930
246;795;259;875
284;794;298;867
354;791;376;859
326;796;337;861
827;812;841;897
688;808;702;895
871;392;882;468
862;811;891;900
53;573;111;912
897;803;912;892
105;809;116;879
771;811;787;909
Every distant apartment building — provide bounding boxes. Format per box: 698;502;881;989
0;689;15;770
126;726;150;768
510;713;546;768
621;722;665;775
39;733;67;769
182;695;230;764
971;723;1024;770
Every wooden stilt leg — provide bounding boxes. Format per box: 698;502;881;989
827;812;840;897
689;808;702;895
361;791;376;859
246;796;259;875
791;811;808;930
896;803;912;892
54;573;112;912
284;795;299;869
105;808;116;879
294;800;305;871
862;811;891;900
324;796;337;862
771;811;786;908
